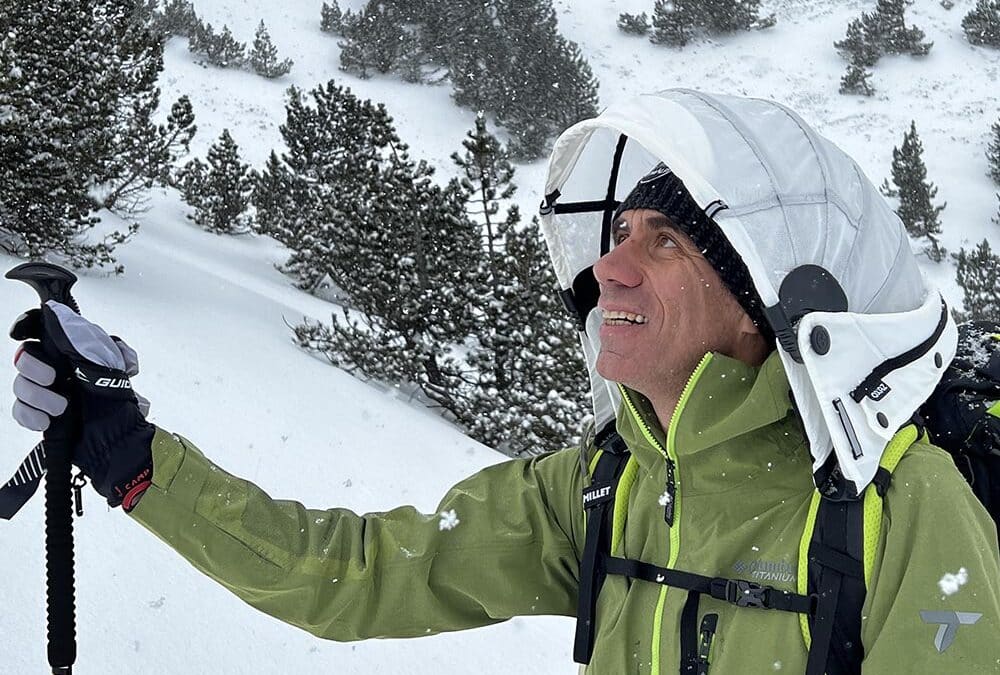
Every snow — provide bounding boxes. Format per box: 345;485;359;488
1;0;998;673
939;567;970;596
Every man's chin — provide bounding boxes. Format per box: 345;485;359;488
596;350;636;387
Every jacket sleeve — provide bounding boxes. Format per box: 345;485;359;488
128;427;587;641
860;442;1000;673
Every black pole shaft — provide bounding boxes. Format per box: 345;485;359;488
45;440;75;674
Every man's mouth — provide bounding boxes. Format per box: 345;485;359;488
601;310;648;326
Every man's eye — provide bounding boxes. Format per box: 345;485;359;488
657;234;677;248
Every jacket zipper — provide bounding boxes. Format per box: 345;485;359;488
697;614;719;675
619;352;714;675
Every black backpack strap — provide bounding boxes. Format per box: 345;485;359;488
805;497;866;675
573;440;630;665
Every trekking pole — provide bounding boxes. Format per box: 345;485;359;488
5;262;82;675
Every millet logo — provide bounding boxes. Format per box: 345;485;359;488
582;485;611;506
732;559;795;584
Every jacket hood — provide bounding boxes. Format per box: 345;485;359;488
538;89;957;496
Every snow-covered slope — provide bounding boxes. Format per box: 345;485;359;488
1;1;998;673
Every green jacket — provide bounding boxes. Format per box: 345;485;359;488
130;350;1000;673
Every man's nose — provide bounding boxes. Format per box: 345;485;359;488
593;242;642;289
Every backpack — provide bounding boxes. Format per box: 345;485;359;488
574;321;1000;674
919;320;1000;531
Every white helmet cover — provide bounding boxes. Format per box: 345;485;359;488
538;89;957;497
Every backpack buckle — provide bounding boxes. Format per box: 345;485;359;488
722;579;769;609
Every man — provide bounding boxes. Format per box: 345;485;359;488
10;90;1000;673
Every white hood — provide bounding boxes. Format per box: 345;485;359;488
539;89;956;497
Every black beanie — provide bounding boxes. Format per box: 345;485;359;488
614;163;772;339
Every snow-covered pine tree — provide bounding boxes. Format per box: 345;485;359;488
881;121;946;262
97;6;198;215
105;94;197;212
650;0;772;45
618;12;651;35
294;167;484;423
463;216;588;455
252;151;296;242
338;0;416;79
651;0;699;45
0;0;192;271
249;21;293;78
839;58;875;96
256;82;399;292
452;113;517;263
834;13;881;68
321;1;344;33
179;129;253;234
189;20;246;68
490;0;599;160
445;1;510;111
954;239;1000;321
154;0;198;37
963;0;1000;47
451;115;586;454
702;0;773;33
988;119;1000;185
873;0;932;56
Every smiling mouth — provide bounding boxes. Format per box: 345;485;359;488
602;310;648;326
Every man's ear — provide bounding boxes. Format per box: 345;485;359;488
737;308;762;337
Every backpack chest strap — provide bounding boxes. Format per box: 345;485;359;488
604;556;816;614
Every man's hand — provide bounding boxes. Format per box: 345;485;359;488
11;301;155;511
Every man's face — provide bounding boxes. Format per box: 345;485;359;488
593;208;752;401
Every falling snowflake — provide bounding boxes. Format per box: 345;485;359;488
938;567;968;596
658;491;672;506
439;509;460;531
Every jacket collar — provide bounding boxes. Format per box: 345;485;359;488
614;349;795;472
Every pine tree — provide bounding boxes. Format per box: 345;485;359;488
650;0;698;46
963;0;1000;47
446;2;509;111
321;1;344;33
839;58;875;96
451;116;586;454
488;0;599;160
0;0;192;271
834;14;881;68
874;0;932;56
338;1;415;78
249;21;293;78
650;0;772;45
189;20;246;68
294;168;484;421
154;0;198;37
254;82;402;292
617;12;650;35
462;217;588;455
178;129;253;234
987;119;1000;185
954;239;1000;321
881;121;947;262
